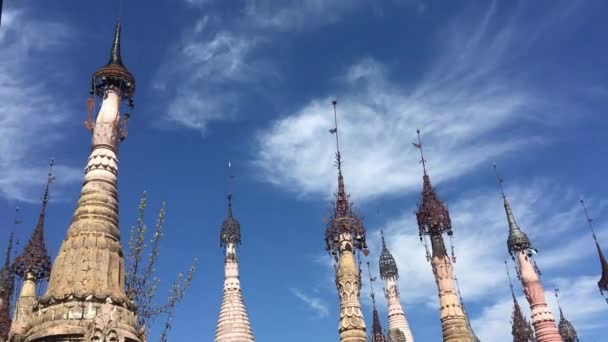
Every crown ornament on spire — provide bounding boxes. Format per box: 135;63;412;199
220;161;241;249
378;230;398;280
91;19;135;108
493;163;535;256
414;130;456;262
579;199;608;303
555;289;579;342
13;160;54;281
324;100;368;257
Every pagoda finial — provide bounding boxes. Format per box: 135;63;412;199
220;161;241;249
492;162;507;201
493;163;533;256
13;160;54;281
579;199;608;302
555;289;579;342
413;129;427;175
367;261;385;342
91;16;135;108
324;100;368;257
414;132;458;263
379;230;398;280
330;99;342;175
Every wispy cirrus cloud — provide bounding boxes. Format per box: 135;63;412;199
0;8;81;202
290;288;330;318
252;0;574;201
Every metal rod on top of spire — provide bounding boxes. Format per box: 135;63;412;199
412;129;427;175
366;261;377;307
580;199;598;241
505;260;515;296
330;99;342;173
493;162;507;200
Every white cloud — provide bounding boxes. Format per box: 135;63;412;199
290;288;330;318
155;28;275;134
0;8;81;202
252;0;562;202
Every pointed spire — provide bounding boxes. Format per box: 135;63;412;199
91;17;135;108
413;129;427;175
555;289;579;342
579;199;608;299
505;261;535;342
220;162;241;249
0;233;14;294
108;20;124;66
367;262;385;342
493;163;533;255
13;160;53;281
379;230;399;280
0;233;14;340
414;130;453;242
324;99;368;256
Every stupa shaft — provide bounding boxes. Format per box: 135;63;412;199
516;252;561;341
214;243;254;342
384;278;414;342
431;238;472;342
336;237;367;342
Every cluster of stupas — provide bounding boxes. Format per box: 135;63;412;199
0;13;606;342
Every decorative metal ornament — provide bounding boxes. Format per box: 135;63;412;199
220;194;241;248
13;160;54;281
378;230;398;280
91;21;135;109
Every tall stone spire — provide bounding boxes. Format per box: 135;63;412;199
0;233;15;342
554;289;578;342
324;100;368;342
378;230;414;342
366;261;386;342
10;19;139;342
579;199;608;304
505;261;535;342
493;164;561;342
214;183;255;342
414;130;473;342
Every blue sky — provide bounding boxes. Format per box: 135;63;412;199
1;0;608;341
